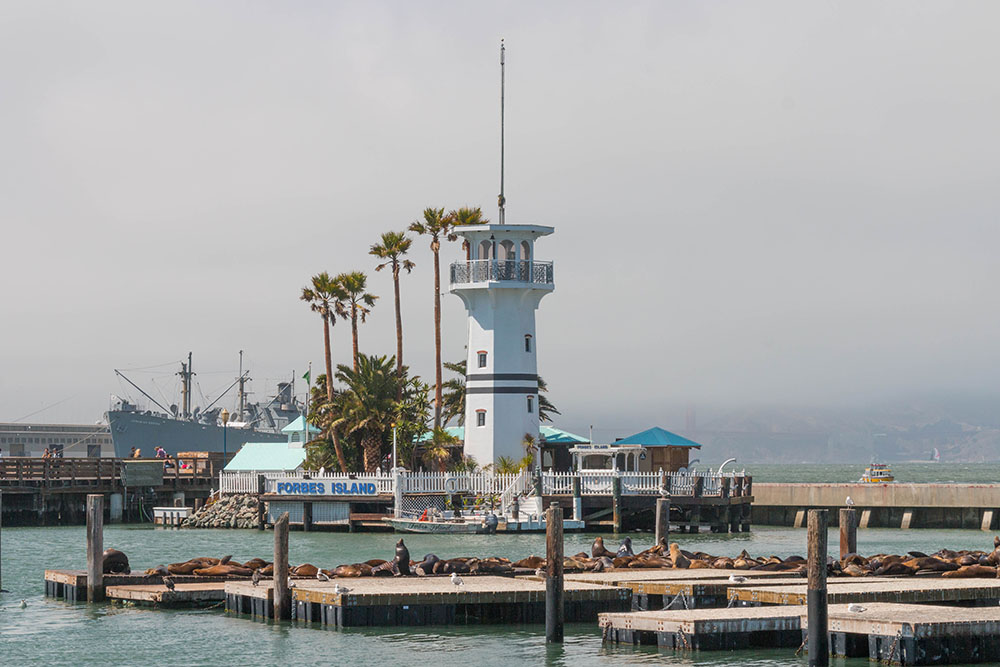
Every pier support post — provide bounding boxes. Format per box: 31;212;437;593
545;502;564;643
655;497;669;546
571;476;582;522
612;476;622;533
273;511;290;620
393;469;403;519
257;475;266;531
807;509;829;666
1;490;3;591
86;494;104;603
839;508;857;558
302;502;312;532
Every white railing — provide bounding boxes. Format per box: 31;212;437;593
450;259;554;285
217;469;750;499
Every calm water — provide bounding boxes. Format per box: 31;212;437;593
2;463;998;666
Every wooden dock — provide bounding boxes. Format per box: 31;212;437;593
44;569;228;603
599;605;806;650
106;582;226;606
731;578;1000;607
225;575;632;627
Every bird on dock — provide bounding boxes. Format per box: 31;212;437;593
333;583;350;595
845;496;855;506
450;572;464;587
317;571;331;582
251;569;261;587
847;603;866;613
534;568;547;579
163;577;175;592
287;577;295;590
728;575;747;584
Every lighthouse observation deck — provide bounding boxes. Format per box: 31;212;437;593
449;259;554;287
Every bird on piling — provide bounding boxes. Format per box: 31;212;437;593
847;603;866;613
845;496;855;506
163;577;175;592
251;569;261;587
450;572;464;587
287;577;295;590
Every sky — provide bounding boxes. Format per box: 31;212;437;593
2;1;998;441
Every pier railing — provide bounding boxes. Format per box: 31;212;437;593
0;456;219;488
219;469;752;499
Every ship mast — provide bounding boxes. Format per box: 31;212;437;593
498;38;506;225
237;350;247;422
178;352;195;419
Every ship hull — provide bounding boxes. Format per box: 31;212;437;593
106;411;286;458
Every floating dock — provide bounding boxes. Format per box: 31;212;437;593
45;569;228;603
225;575;632;627
730;578;1000;607
105;582;225;606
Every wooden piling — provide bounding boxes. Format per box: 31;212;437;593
839;508;857;559
612;476;622;533
571;476;582;522
1;490;3;591
273;511;290;620
86;494;104;602
655;497;669;546
545;502;564;643
257;474;266;531
807;509;829;666
302;502;312;532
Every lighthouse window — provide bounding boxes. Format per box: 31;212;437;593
476;411;486;427
477;351;488;368
527;396;534;414
524;335;532;353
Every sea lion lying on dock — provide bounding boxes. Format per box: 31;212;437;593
292;564;319;577
103;549;131;574
193;564;254;577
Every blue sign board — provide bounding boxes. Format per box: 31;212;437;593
274;480;378;496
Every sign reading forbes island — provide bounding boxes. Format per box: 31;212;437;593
274;480;378;496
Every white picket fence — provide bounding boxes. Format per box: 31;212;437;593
218;469;748;498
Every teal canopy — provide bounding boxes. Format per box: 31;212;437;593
224;442;307;472
615;426;702;449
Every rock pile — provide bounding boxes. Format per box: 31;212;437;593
182;494;261;529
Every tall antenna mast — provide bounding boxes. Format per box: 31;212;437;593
498;39;506;225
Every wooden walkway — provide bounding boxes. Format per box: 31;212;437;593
731;578;1000;606
225;576;632;627
600;606;806;650
106;582;225;606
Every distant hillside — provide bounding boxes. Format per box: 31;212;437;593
683;401;1000;463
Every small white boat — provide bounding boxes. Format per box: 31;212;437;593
382;517;486;534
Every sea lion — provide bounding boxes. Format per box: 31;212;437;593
292;564;319;577
243;558;269;570
669;543;690;569
371;561;399;577
513;555;545;570
259;564;274;576
591;537;615;559
145;565;170;576
334;564;364;578
942;564;997;578
874;562;917;577
394;539;411;576
102;549;131;574
616;538;635;558
903;557;958;572
167;561;202;575
591;556;614;572
193;564;254;577
219;555;233;565
414;554;440;576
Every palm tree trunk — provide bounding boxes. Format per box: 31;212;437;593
330;427;349;474
351;302;359;372
393;265;404;401
322;312;334;402
433;247;442;428
362;433;381;473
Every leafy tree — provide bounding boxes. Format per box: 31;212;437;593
421;426;460;472
370;231;415;385
334;271;378;372
440;359;467;426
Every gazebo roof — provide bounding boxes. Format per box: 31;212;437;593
615;426;702;449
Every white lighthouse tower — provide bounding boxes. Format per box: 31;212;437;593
449;226;554;465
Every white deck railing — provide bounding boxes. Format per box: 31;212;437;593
218;469;749;498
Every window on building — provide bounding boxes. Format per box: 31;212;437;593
476;410;486;427
477;351;487;368
527;396;534;413
525;335;532;352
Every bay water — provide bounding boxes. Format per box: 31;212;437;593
2;463;998;666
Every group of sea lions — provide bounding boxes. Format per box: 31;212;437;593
118;535;1000;581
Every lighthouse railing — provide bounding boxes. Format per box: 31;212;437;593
450;259;553;285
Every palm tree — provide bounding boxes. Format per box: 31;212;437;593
537;377;561;423
421;426;460;472
334;271;378;372
329;354;399;472
300;273;348;472
440;359;467;426
369;231;415;384
409;207;456;428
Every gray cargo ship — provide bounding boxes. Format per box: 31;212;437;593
106;352;303;458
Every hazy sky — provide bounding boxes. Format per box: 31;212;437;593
2;2;998;440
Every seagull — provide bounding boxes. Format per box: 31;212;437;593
847;603;866;613
846;496;855;507
728;575;747;584
317;571;331;582
287;577;295;590
450;572;464;587
334;583;350;595
20;600;27;609
534;568;547;579
251;569;261;587
163;577;176;592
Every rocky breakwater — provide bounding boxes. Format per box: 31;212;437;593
182;494;261;529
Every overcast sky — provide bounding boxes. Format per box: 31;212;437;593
2;1;998;440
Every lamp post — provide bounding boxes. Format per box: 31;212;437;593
220;408;229;462
391;423;398;472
